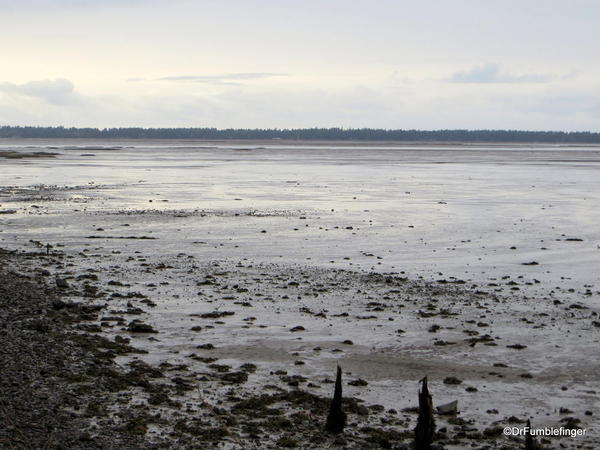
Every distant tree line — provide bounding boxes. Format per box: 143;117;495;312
1;126;600;143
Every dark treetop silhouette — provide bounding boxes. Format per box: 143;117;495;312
2;126;600;143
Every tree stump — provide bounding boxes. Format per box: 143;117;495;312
525;419;537;450
325;365;347;433
415;376;435;449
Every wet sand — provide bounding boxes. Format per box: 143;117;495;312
1;140;599;448
1;245;597;449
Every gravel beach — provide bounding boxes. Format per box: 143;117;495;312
0;249;157;449
1;245;598;449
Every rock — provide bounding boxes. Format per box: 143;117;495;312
483;426;503;437
239;363;257;373
560;416;582;429
26;318;51;333
55;277;69;289
436;400;458;415
506;343;527;350
348;378;368;387
200;311;234;319
221;371;248;384
51;299;70;310
127;320;158;333
196;343;215;350
355;404;369;416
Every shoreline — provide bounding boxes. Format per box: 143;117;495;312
2;137;600;148
0;249;155;449
1;247;596;449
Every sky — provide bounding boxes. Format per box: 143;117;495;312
0;0;599;131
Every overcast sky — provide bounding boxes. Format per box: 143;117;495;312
1;0;599;130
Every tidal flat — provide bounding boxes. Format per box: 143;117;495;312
1;139;599;449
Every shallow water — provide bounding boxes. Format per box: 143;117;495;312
1;140;599;301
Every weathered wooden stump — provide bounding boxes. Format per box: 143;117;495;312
525;419;537;450
325;365;347;434
415;376;435;449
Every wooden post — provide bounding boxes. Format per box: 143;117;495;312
525;419;536;450
415;376;435;449
325;365;347;433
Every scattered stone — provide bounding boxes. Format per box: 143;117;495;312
200;310;235;319
221;371;248;384
507;344;527;350
55;277;69;288
127;320;158;333
436;400;458;415
196;343;215;350
348;378;368;387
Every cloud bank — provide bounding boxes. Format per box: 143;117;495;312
449;64;554;84
0;78;78;105
1;76;599;132
158;73;285;82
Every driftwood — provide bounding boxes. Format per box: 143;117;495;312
325;365;347;433
415;376;435;449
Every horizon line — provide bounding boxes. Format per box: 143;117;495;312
1;125;600;134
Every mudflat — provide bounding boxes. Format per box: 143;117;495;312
0;140;598;449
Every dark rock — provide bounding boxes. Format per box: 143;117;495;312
196;343;215;350
55;278;69;289
127;320;158;333
221;371;248;384
348;378;368;387
507;344;527;350
200;311;234;319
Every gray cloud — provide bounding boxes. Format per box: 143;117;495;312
449;63;554;84
0;78;77;105
156;73;287;85
0;0;161;9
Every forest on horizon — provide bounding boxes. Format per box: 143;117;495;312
1;126;600;143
